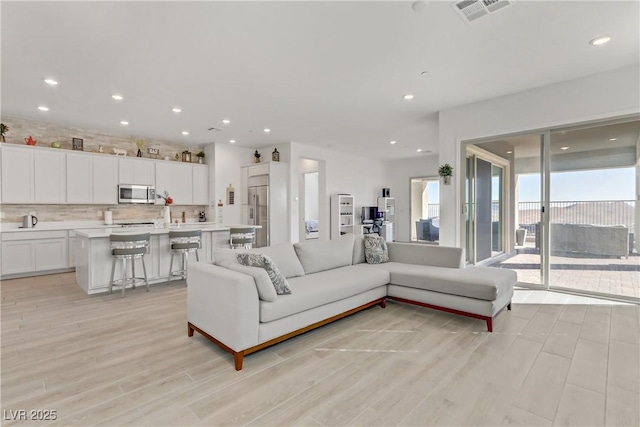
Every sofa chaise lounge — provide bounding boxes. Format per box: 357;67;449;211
187;234;516;370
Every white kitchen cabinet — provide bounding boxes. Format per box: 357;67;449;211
119;158;155;186
155;162;194;205
34;150;66;203
1;241;36;275
66;153;93;203
92;156;118;204
192;165;208;205
1;145;34;203
0;230;69;277
35;238;68;271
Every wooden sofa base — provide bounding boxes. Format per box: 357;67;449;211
188;297;387;371
387;296;511;332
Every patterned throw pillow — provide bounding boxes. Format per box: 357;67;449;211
363;234;390;264
237;253;292;295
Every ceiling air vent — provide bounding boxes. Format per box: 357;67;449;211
452;0;513;23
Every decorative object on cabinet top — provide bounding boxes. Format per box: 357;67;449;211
196;151;205;164
72;137;83;150
253;150;261;163
182;150;191;162
113;147;127;156
136;139;144;157
272;148;280;162
0;123;8;142
25;136;37;146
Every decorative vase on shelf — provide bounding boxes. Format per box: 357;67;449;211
137;149;142;157
163;206;171;225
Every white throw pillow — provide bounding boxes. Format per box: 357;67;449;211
294;233;355;274
237;253;291;295
248;243;305;278
226;263;278;302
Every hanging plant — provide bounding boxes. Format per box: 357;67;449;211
438;163;453;185
438;163;453;177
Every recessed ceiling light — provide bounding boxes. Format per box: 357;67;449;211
589;36;611;46
263;128;271;133
37;105;49;111
229;139;236;144
389;140;397;145
506;150;513;154
112;94;124;101
222;119;231;124
560;146;569;150
44;78;58;86
416;148;423;152
403;94;415;100
172;107;182;113
120;120;129;125
609;138;617;141
181;131;189;136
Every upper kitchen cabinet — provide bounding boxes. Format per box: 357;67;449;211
1;145;34;203
192;165;209;205
156;162;193;205
66;152;93;203
34;150;66;203
119;158;155;186
67;152;118;204
1;145;66;204
92;156;118;204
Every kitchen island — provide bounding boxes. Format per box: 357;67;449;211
75;224;255;294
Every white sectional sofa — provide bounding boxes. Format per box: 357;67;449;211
187;234;516;370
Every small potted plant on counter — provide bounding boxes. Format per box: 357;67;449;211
438;163;453;185
196;151;205;164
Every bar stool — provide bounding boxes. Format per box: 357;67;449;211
229;227;256;249
168;229;201;282
109;233;150;298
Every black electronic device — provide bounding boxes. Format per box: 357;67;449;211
361;206;379;224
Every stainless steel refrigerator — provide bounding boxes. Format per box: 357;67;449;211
248;175;269;247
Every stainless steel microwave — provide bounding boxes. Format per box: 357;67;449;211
118;184;156;204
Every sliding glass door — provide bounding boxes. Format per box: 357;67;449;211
463;118;639;301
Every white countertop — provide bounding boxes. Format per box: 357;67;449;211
0;221;222;233
75;223;259;238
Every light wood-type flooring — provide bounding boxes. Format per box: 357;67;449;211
1;272;639;426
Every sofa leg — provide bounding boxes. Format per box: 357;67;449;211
379;299;387;309
234;351;244;371
486;318;493;333
507;303;512;311
187;323;194;337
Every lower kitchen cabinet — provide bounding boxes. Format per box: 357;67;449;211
1;231;70;277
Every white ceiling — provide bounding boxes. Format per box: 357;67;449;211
2;1;639;159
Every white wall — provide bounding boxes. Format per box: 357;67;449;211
212;143;254;224
383;154;440;242
438;64;640;247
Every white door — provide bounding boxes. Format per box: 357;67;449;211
92;156;118;204
1;146;33;203
34;150;66;203
66;153;93;203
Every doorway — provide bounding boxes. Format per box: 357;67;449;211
299;159;320;240
410;177;440;243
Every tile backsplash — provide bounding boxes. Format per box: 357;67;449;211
0;116;204;160
0;204;206;223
